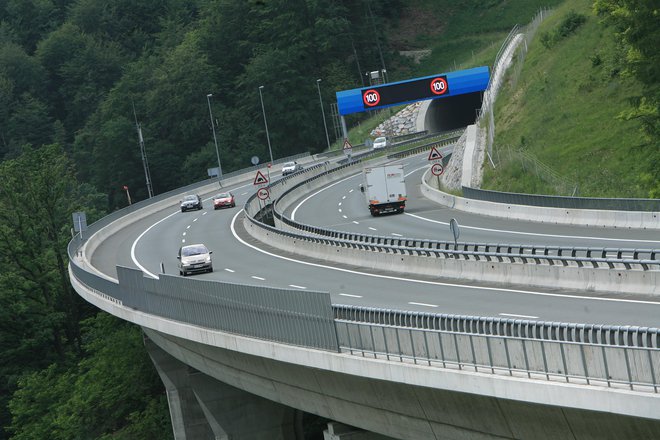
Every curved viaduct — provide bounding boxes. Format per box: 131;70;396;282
69;139;660;439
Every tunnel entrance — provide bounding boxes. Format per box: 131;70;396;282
424;91;484;132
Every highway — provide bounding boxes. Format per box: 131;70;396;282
91;153;660;328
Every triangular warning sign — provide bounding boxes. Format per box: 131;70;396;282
428;145;443;161
343;138;353;150
253;170;269;186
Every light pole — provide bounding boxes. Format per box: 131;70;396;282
258;85;274;165
206;94;223;183
316;79;331;150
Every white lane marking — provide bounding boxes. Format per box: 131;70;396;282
409;302;438;308
342;215;348;219
224;268;235;273
499;313;539;319
291;174;358;220
182;232;187;236
338;209;342;213
130;180;257;279
368;227;377;231
241;192;248;195
405;165;429;177
193;218;198;222
251;276;265;281
338;202;342;206
228;210;660;306
339;293;363;298
404;212;660;245
289;284;307;289
349;189;354;193
186;225;191;229
352;221;359;224
391;233;402;237
181;239;185;243
342;196;346;200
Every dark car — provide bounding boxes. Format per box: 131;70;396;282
180;194;203;212
213;192;236;209
177;243;213;276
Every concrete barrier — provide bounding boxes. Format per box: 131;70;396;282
422;168;660;230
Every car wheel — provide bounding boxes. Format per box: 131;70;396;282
208;266;213;273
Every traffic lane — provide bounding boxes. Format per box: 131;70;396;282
290;164;659;249
120;188;660;328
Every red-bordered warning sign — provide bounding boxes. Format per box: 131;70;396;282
253;170;269;186
257;187;270;200
431;163;444;176
343;138;353;150
428;145;443;161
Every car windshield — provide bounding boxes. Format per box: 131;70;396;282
216;193;230;199
283;162;295;167
183;195;197;201
182;245;207;257
375;137;386;143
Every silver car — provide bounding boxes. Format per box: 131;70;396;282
177;244;213;276
180;194;203;212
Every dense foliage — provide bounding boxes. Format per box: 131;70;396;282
0;0;657;438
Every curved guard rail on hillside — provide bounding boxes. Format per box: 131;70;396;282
262;156;659;272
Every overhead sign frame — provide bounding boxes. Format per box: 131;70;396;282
336;66;490;116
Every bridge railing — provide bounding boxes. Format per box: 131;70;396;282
335;312;660;393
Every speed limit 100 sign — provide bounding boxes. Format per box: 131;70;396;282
431;163;444;176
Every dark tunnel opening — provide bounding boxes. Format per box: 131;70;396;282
424;91;484;132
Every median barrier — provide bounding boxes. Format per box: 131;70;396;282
422;168;660;230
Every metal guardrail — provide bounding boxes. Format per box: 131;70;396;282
264;157;659;272
335;306;659;393
270;217;660;271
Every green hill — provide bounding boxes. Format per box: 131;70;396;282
481;0;656;198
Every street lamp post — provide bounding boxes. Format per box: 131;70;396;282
206;93;223;184
316;79;331;150
258;86;274;165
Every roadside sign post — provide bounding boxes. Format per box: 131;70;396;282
450;218;460;248
343;138;353;161
429;145;444;189
72;211;87;242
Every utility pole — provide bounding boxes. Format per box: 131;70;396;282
132;101;154;198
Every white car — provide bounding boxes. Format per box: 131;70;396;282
281;161;303;176
372;136;388;149
177;244;213;276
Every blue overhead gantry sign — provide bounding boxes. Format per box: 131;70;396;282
336;66;490;116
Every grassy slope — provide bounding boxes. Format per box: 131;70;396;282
483;0;651;197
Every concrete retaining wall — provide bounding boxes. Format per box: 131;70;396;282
422;168;660;230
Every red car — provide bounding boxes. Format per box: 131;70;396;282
213;192;236;209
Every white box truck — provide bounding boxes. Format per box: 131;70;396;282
361;164;407;216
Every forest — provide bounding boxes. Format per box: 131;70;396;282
0;0;657;438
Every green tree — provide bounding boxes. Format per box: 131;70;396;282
593;0;660;196
8;315;172;440
0;144;103;437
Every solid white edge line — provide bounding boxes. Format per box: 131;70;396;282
289;284;307;289
251;276;265;281
339;293;363;298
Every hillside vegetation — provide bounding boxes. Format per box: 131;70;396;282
483;0;658;197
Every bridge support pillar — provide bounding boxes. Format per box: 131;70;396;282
145;335;299;440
